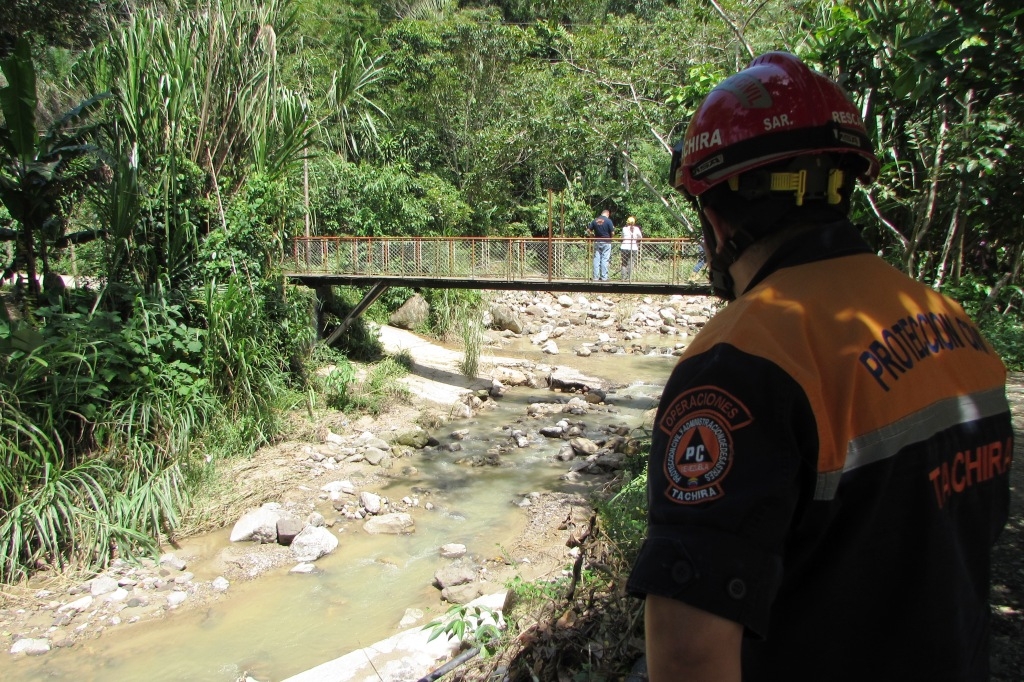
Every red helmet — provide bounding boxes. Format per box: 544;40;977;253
673;52;880;198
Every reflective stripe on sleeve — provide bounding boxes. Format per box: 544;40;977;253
813;387;1009;501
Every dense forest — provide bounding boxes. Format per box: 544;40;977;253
1;0;1021;632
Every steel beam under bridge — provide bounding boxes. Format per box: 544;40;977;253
283;236;711;343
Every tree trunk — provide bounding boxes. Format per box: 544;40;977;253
304;157;311;239
934;174;965;289
905;86;951;276
935;89;974;289
981;242;1024;315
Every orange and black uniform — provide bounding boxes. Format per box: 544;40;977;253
627;221;1012;681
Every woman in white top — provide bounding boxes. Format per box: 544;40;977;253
620;216;642;279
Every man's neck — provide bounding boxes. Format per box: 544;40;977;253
726;225;806;296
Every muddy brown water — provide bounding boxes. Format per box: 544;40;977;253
5;336;679;682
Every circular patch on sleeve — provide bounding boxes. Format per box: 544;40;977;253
657;386;753;505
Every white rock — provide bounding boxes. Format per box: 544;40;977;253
290;526;340;562
212;577;230;592
363;513;415;535
90;576;119;596
360;491;383;514
439;543;467;559
399;608;425;627
166;591;188;608
321;480;356;495
159;552;188;570
104;587;129;603
58;595;93;613
229;507;283;543
10;638;50;656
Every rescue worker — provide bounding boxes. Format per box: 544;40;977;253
627;51;1012;682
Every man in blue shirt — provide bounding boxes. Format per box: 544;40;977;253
589;209;614;280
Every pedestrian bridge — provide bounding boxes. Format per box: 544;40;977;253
285;236;709;293
284;236;711;341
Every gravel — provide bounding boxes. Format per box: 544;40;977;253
989;372;1024;680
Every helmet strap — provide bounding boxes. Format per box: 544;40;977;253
726;156;847;207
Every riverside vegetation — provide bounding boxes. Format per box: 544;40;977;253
2;0;1024;679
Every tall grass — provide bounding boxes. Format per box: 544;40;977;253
0;280;293;581
595;435;651;565
200;277;286;448
0;309;176;581
429;289;484;378
84;0;314;291
458;313;484;378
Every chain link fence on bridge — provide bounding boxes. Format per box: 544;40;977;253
289;237;705;286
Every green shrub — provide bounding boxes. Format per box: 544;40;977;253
423;603;503;658
598;472;649;565
941;275;1024;370
348;356;411;414
0;289;213;580
319;360;358;411
424;288;484;377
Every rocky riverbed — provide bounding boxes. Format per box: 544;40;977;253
2;289;1022;681
0;291;718;674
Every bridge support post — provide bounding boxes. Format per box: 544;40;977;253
323;281;391;346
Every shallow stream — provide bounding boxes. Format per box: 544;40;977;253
6;335;680;682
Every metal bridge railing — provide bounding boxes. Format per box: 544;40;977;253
288;236;704;286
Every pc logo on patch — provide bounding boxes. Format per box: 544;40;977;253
658;386;753;504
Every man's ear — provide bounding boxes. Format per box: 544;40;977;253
703;206;732;254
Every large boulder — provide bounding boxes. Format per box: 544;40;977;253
489;304;524;334
230;506;283;543
394;429;431;449
442;583;483;604
290;526;339;562
389;294;430;330
548;367;604;394
363;512;415;535
433;561;478;589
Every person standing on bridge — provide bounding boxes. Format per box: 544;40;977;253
589;209;614;281
620;216;643;280
627;51;1012;682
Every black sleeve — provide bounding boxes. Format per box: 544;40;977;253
627;343;817;637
